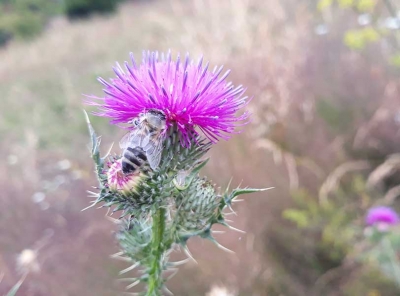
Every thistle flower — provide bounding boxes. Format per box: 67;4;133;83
365;206;399;231
83;51;267;295
107;159;143;195
86;50;250;146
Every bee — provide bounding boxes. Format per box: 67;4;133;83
119;109;167;174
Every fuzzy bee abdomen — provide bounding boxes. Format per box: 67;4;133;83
121;147;147;174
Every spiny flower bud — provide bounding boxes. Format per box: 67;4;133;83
174;177;220;235
107;160;143;195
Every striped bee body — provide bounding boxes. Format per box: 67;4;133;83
119;109;167;174
121;147;148;175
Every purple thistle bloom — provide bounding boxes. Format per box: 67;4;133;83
365;206;399;228
85;51;250;146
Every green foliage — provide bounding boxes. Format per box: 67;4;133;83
0;0;62;45
337;0;354;9
0;11;43;43
343;27;380;50
281;184;360;275
317;0;376;11
282;209;309;228
64;0;119;19
12;0;63;16
317;0;333;11
280;161;400;293
0;0;120;46
356;0;376;12
316;99;354;133
389;54;400;67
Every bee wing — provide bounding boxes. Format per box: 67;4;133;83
140;132;152;148
119;127;148;149
131;130;147;147
119;131;134;149
143;136;164;170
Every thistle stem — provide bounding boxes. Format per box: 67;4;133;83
381;236;400;288
146;207;166;296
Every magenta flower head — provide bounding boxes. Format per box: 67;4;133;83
365;206;399;231
86;50;250;146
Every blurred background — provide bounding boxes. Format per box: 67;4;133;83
1;0;400;295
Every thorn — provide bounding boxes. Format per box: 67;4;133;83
181;244;197;264
105;216;122;224
119;262;140;275
103;142;115;159
83;109;91;124
162;285;174;295
225;177;233;193
118;278;138;282
165;268;179;282
227;207;237;216
263;187;275;191
232;199;244;203
81;202;98;211
211;230;226;234
110;253;132;262
208;236;235;254
224;224;246;234
168;257;191;267
126;280;141;290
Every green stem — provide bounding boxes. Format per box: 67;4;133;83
146;207;166;296
382;236;400;288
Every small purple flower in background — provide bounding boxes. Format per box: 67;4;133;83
365;206;399;231
86;50;250;146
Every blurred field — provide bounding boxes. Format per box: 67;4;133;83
1;0;400;295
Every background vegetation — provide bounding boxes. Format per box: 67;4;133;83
0;0;400;295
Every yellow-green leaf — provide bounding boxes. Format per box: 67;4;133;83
389;54;400;67
282;209;309;228
344;30;365;50
362;27;379;42
338;0;354;9
317;0;333;11
357;0;376;12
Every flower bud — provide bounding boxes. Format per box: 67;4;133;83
107;160;143;195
